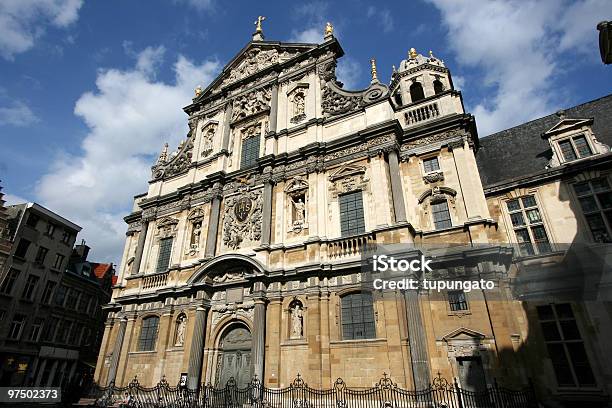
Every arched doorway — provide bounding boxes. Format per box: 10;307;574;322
216;323;252;388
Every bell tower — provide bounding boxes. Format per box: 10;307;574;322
390;48;456;107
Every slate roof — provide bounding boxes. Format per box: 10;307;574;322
475;94;612;188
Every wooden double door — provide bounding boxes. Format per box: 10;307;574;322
216;325;252;388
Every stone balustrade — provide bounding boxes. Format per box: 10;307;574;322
401;92;464;128
327;232;377;260
142;271;169;289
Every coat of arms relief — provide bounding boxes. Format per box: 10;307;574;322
222;189;263;249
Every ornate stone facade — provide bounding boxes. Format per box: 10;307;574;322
95;26;612;408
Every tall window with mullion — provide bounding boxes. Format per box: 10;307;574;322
506;195;551;256
558;134;592;162
573;178;612;243
138;316;160;351
240;135;260;169
339;191;365;236
341;292;376;340
432;200;452;230
537;303;596;388
156;238;173;273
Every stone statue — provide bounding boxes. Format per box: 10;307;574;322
175;315;186;346
202;129;214;157
292;197;306;224
191;221;202;247
291;303;303;338
294;92;305;117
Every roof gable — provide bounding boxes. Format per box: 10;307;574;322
193;41;320;102
542;117;593;138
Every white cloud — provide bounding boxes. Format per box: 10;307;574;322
428;0;608;136
0;0;83;60
0;100;38;127
289;1;329;44
289;27;322;43
366;6;394;33
35;46;220;263
336;57;363;90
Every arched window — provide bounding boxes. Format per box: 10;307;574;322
433;80;444;95
394;92;403;106
138;316;159;351
410;82;425;102
341;292;375;340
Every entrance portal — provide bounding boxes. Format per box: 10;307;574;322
217;324;252;388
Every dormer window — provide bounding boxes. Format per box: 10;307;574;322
542;112;609;168
558;135;592;162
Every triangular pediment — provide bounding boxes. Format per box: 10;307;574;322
543;117;593;138
328;163;366;181
195;41;319;101
442;327;486;342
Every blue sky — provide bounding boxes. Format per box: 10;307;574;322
0;0;609;264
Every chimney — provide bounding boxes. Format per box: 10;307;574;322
73;239;90;261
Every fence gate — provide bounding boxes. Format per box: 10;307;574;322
84;373;538;408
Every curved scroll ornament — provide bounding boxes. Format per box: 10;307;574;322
151;123;196;180
432;372;452;391
318;59;389;118
222;189;263;249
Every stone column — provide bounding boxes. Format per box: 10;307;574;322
132;221;149;274
319;291;331;386
187;306;209;389
107;317;128;385
265;296;282;387
261;179;274;246
221;103;233;152
252;295;267;381
403;289;430;389
205;194;222;258
387;150;407;223
269;84;279;134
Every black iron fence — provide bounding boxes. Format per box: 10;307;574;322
84;373;538;408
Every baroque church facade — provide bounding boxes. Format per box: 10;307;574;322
94;21;612;406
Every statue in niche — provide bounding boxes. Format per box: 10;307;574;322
290;302;303;338
175;314;187;346
294;92;305;117
202;128;214;157
191;221;202;248
292;197;306;224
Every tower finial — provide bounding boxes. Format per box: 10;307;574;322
324;22;334;39
370;58;378;83
158;143;169;164
194;85;203;97
409;48;418;59
253;16;266;40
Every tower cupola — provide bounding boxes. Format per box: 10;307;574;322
390;48;454;107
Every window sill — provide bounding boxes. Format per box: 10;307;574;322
329;338;386;346
128;350;157;355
